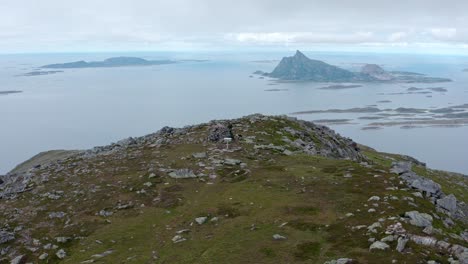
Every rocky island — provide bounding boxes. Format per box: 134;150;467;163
0;114;467;263
42;56;176;69
0;90;22;95
255;51;452;83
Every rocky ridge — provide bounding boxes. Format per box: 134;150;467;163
0;114;466;263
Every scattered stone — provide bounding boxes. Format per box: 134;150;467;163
0;230;14;244
56;249;67;259
168;169;197;179
10;255;25;264
385;222;406;235
195;217;208;225
324;258;354;264
56;237;70;243
223;159;242;166
172;235;186;243
176;229;190;234
39;253;48;260
91;250;114;259
48;211;66;219
192;152;207;159
396;237;409;252
369;241;390;251
368;196;381;202
99;210;113;217
273;234;287;240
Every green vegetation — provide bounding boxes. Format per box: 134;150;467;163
0;115;466;263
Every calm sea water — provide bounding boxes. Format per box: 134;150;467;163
1;51;467;174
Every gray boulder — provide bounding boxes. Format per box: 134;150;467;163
369;241;390;251
396;237;409;252
410;178;441;197
195;217;208;225
437;194;458;214
405;211;433;227
391;161;412;174
10;255;25;264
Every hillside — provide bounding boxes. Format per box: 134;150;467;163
0;114;467;263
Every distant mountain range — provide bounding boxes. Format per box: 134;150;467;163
255;50;452;83
42;57;176;69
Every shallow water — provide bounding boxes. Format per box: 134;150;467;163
1;51;467;174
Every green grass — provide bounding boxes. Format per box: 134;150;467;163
1;116;466;263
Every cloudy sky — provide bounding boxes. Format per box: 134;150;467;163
2;0;468;54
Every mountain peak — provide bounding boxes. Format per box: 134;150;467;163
268;51;360;81
294;50;306;58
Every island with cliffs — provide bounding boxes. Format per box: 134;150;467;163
255;50;452;83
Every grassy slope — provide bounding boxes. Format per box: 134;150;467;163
0;116;466;264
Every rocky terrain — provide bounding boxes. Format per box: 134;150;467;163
0;114;467;263
255;51;451;83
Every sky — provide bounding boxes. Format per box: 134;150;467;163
2;0;468;54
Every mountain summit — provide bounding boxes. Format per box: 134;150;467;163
268;50;368;82
0;114;467;263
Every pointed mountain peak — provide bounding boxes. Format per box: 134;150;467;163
294;50;307;58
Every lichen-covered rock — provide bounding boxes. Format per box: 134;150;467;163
437;194;458;214
405;211;433;227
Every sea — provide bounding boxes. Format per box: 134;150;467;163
1;51;467;174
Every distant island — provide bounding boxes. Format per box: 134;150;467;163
254;50;452;83
0;90;22;95
463;69;468;72
20;70;63;77
42;56;176;69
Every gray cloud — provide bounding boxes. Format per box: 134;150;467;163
1;0;468;52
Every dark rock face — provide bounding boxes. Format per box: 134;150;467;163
208;123;234;142
268;51;370;82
